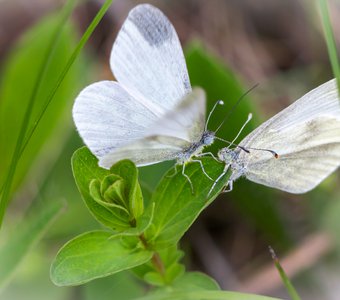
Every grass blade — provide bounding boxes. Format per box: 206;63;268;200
269;247;301;300
318;0;340;92
0;0;114;227
0;200;65;291
0;0;76;227
21;0;114;155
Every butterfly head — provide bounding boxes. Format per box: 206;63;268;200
202;130;215;146
218;148;239;164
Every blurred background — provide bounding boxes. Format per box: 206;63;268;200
0;0;340;299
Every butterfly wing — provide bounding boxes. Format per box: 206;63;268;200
145;87;206;142
73;4;202;168
98;88;206;168
74;84;205;168
72;81;160;158
111;4;191;116
237;79;340;193
99;136;189;168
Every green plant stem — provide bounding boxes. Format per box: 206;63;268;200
139;233;165;277
151;253;166;277
269;247;301;300
318;0;340;93
0;0;76;228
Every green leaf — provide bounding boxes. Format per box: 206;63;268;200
72;147;113;228
171;272;220;291
110;159;144;220
89;175;132;230
89;177;130;217
84;271;144;300
157;246;185;284
145;157;229;249
100;175;126;207
0;200;64;291
117;202;155;237
142;272;219;294
72;148;149;231
133;245;185;286
50;231;153;286
136;290;283;300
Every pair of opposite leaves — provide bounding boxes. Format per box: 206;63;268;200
73;4;340;195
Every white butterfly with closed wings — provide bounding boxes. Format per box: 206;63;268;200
73;4;219;190
209;79;340;195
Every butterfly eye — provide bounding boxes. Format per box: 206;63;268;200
203;135;214;145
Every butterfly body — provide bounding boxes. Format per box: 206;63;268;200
177;130;215;165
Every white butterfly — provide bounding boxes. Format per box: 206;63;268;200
209;79;340;195
72;4;218;189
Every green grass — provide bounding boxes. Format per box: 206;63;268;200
269;247;301;300
0;0;76;227
318;0;340;92
0;0;114;228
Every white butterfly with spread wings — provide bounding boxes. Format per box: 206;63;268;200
209;79;340;195
73;4;217;188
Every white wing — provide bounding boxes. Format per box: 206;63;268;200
237;79;340;193
145;87;206;142
73;4;205;169
99;136;189;168
73;84;205;168
98;88;207;168
73;81;159;157
111;4;191;116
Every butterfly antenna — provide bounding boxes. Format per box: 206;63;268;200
214;136;250;153
215;83;259;134
248;147;279;158
215;113;278;158
215;136;278;157
214;113;252;153
229;113;252;146
205;100;224;131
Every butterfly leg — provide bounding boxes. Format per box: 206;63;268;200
166;164;178;178
222;180;233;193
182;164;194;194
191;159;213;181
207;165;229;196
196;152;220;162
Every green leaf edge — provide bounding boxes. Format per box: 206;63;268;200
50;230;153;286
136;290;284;300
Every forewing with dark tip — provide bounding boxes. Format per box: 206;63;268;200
110;4;192;115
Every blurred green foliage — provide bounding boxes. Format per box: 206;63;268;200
0;7;89;299
0;200;64;291
0;14;84;194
